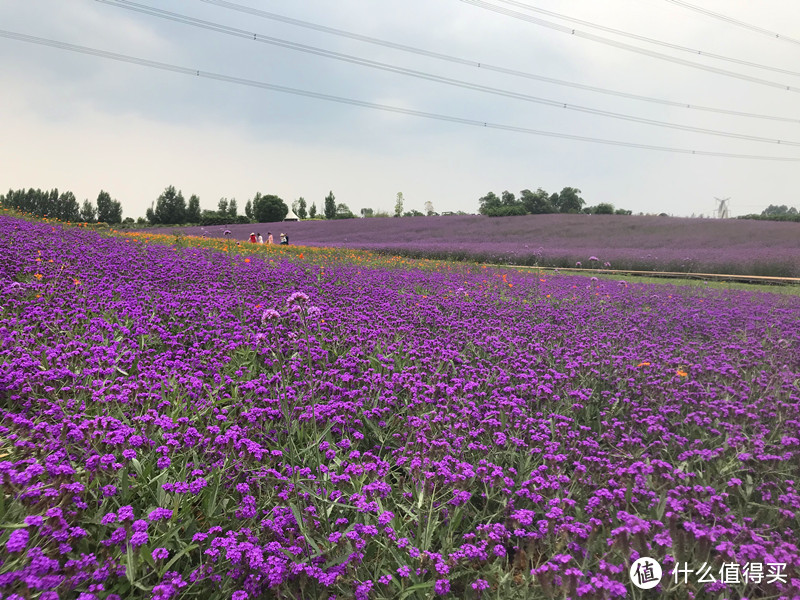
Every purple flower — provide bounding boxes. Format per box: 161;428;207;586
148;508;173;522
435;579;451;595
189;478;208;494
152;547;169;560
117;506;134;521
261;308;281;324
130;531;149;547
397;565;411;578
286;291;310;305
132;519;148;532
6;528;29;552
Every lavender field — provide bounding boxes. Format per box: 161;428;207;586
165;214;800;277
2;215;800;599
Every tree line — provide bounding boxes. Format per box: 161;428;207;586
478;187;631;217
145;187;353;225
4;184;641;227
1;188;123;223
738;204;800;223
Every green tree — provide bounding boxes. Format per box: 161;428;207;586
501;190;517;206
227;199;238;219
478;191;501;215
186;194;202;223
153;186;187;224
360;208;374;217
217;198;229;215
252;193;288;222
594;203;615;214
324;191;336;220
96;190;123;223
244;199;253;220
57;191;81;221
80;198;96;222
297;197;307;219
558;187;584;213
394;192;404;218
309;202;317;218
762;204;797;216
335;203;355;219
520;188;554;214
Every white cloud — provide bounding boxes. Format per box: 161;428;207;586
1;0;798;219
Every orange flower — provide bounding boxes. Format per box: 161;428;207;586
676;369;688;377
637;362;651;367
244;258;251;263
299;253;304;259
34;273;43;280
73;278;81;286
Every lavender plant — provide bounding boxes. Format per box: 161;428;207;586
1;215;799;599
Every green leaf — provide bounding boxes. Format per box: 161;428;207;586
126;543;136;583
399;581;435;600
289;501;320;555
141;545;156;570
160;543;198;578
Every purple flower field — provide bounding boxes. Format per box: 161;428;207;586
164;214;800;277
2;215;800;599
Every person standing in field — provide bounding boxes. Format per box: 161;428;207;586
257;233;264;244
280;233;287;245
249;232;257;244
267;232;274;245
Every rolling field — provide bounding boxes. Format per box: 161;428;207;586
2;216;800;599
160;214;800;277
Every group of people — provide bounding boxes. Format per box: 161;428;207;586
248;232;289;245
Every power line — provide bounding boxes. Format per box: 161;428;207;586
1;28;798;162
195;0;800;124
95;0;800;148
663;0;800;47
478;0;800;77
458;0;800;93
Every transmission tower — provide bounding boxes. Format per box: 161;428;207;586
714;197;730;219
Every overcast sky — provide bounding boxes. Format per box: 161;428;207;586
1;0;799;219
